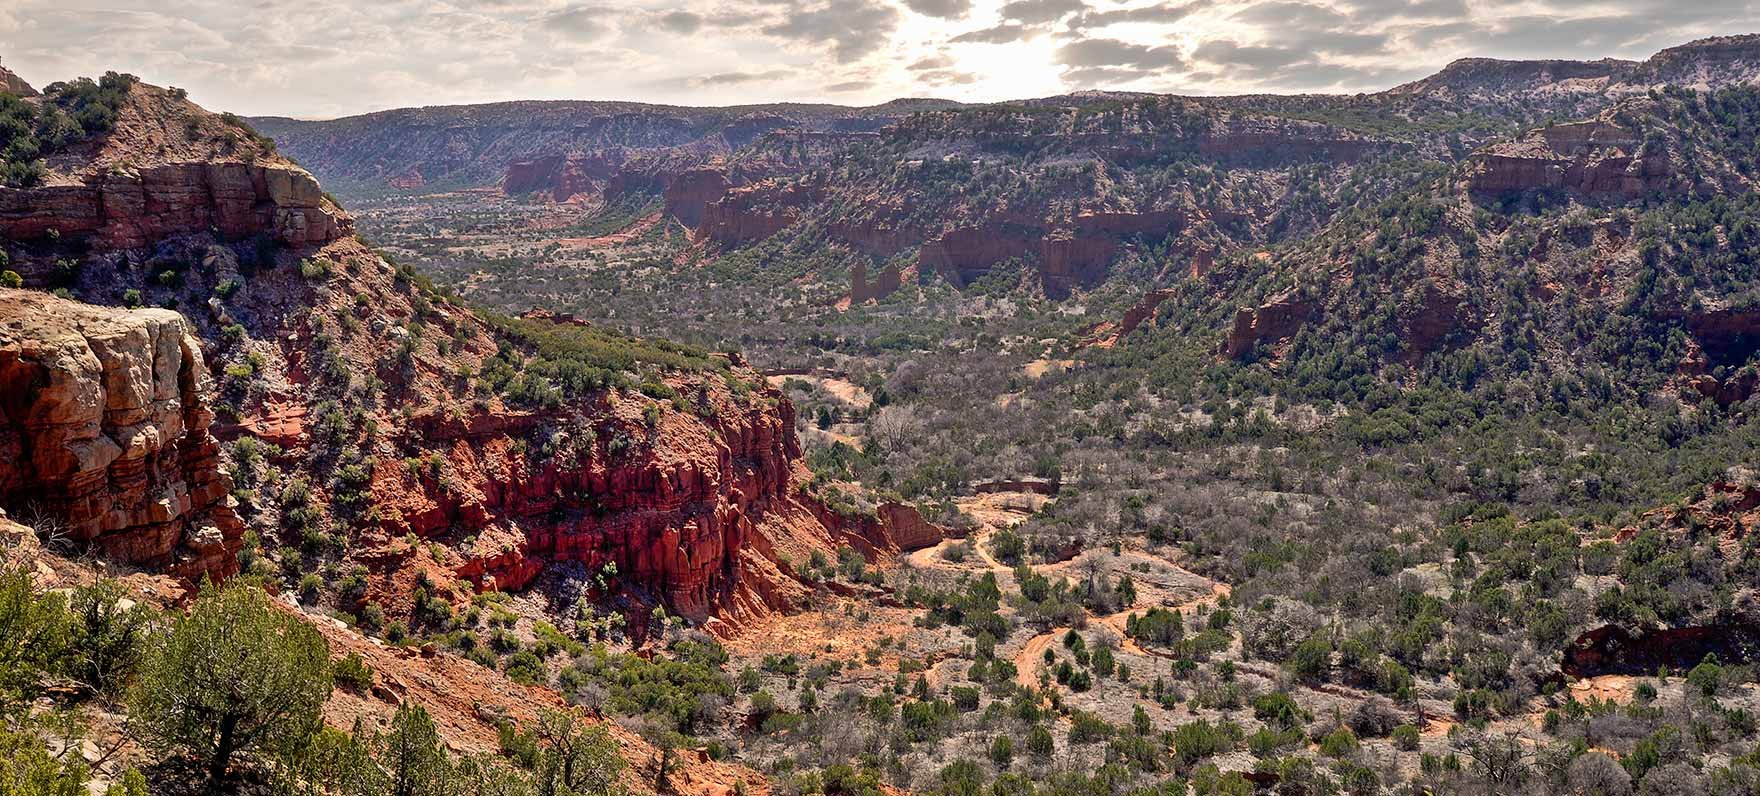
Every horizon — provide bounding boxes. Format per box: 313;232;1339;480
1;1;1754;120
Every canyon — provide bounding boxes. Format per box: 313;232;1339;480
0;75;946;638
6;32;1760;796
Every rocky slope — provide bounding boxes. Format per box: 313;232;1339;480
1189;76;1760;411
1;72;943;634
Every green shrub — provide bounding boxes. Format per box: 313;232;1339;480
332;652;372;692
300;258;331;280
1320;727;1359;757
65;580;153;696
130;583;332;786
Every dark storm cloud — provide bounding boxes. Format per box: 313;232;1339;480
762;0;900;62
902;0;975;19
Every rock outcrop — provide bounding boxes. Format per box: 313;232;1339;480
0;62;35;97
1222;292;1316;358
1464;111;1672;200
0;81;351;249
381;374;809;624
1563;617;1760;677
663;168;732;229
503;153;625;202
0;289;242;580
850;261;902;304
698;179;819;246
0;161;351;248
1120;289;1177;338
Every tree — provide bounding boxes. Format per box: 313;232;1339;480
532;710;625;796
1637;763;1706;796
65;580;153;696
1567;752;1632;796
0;567;69;714
382;702;451;796
129;583;333;786
1026;725;1054;759
988;735;1013;768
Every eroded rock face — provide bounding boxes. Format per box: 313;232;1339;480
1563;618;1760;678
0;64;35;97
369;370;936;632
0;289;242;580
1222;293;1316;358
0;162;352;249
698;180;820;245
503;153;625;202
1464;115;1672;200
1120;289;1177;338
663;168;731;229
850;262;903;304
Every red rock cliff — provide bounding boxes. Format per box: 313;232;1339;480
369;368;937;632
0;289;242;581
0;82;350;249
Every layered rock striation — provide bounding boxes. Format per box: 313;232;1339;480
0;161;351;248
0;289;242;580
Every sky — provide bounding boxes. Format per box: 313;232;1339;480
0;0;1753;119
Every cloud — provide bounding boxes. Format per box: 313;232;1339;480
999;0;1089;25
918;69;980;85
1074;1;1205;29
540;4;612;40
762;0;900;62
3;0;1758;117
1056;37;1184;70
1335;0;1467;19
902;0;974;19
1190;39;1304;72
655;10;702;34
699;69;794;86
1229;1;1346;30
951;23;1033;43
